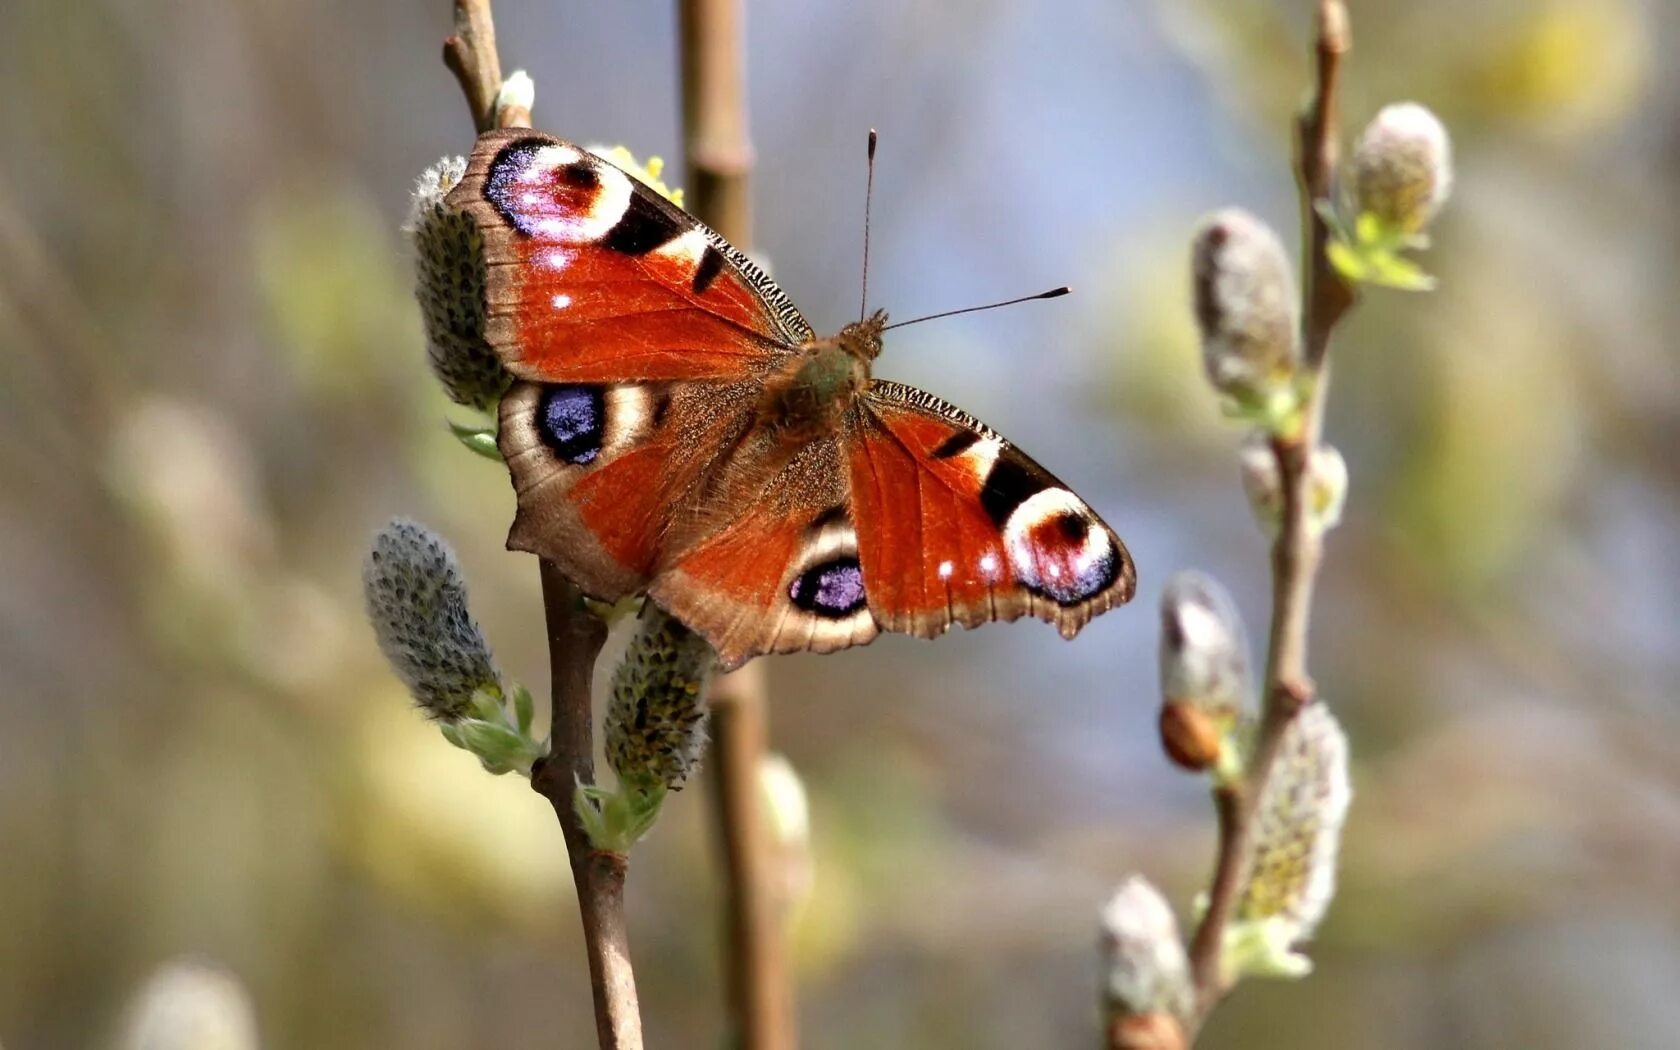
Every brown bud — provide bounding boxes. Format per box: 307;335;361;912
1106;1013;1188;1050
1159;699;1223;772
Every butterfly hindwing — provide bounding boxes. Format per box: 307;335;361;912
845;381;1136;640
499;377;761;601
650;436;879;668
446;129;812;384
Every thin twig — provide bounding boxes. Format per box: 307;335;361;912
677;3;795;1049
438;5;643;1047
1185;0;1352;1029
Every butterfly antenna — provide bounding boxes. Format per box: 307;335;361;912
860;128;878;322
881;286;1071;331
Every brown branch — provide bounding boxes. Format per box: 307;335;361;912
443;0;504;133
706;665;796;1050
532;562;642;1050
1185;0;1351;1032
680;0;755;246
438;5;642;1047
677;4;795;1049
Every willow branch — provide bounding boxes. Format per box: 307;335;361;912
438;5;643;1047
677;4;794;1049
443;0;504;133
1186;0;1352;1028
532;562;641;1050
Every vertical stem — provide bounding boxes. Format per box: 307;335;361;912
440;4;643;1046
531;563;642;1050
677;4;794;1048
680;0;755;245
443;0;505;133
1185;0;1352;1031
708;664;796;1050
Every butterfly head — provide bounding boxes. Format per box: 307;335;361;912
837;309;888;363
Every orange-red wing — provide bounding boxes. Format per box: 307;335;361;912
846;381;1136;641
650;436;879;669
447;129;813;384
499;379;761;602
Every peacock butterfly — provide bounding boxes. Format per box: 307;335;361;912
446;129;1136;668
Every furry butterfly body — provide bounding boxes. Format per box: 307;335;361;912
447;129;1136;668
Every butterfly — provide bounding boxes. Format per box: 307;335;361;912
445;129;1136;669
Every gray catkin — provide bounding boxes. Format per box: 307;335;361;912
405;157;509;412
604;609;718;791
363;518;502;720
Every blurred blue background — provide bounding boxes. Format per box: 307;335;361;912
2;0;1677;1047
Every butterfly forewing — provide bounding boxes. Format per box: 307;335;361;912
447;129;812;384
847;382;1135;640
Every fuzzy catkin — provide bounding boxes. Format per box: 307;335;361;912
604;609;717;791
406;157;508;411
1238;702;1351;937
363;518;501;721
1099;876;1193;1022
1190;209;1300;407
1352;103;1453;233
1159;570;1251;720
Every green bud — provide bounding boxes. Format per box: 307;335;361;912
1190;209;1302;427
406;157;509;411
455;718;542;775
363;518;502;721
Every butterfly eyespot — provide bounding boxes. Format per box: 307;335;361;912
789;557;867;618
537;385;606;465
558;160;599;190
1003;490;1120;606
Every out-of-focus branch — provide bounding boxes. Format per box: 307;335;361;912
443;0;504;133
680;0;754;245
707;664;795;1050
1186;0;1351;1029
437;5;643;1047
677;5;794;1049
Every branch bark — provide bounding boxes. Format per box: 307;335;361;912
677;4;795;1049
532;562;641;1050
438;5;643;1047
1185;0;1352;1031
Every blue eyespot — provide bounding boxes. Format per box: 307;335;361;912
789;557;867;618
537;385;605;464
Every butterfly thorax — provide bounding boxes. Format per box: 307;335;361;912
757;310;886;439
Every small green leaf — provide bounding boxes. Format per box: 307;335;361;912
1222;917;1313;981
447;418;502;461
572;779;668;852
513;684;535;736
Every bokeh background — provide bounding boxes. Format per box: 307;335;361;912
3;0;1678;1047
